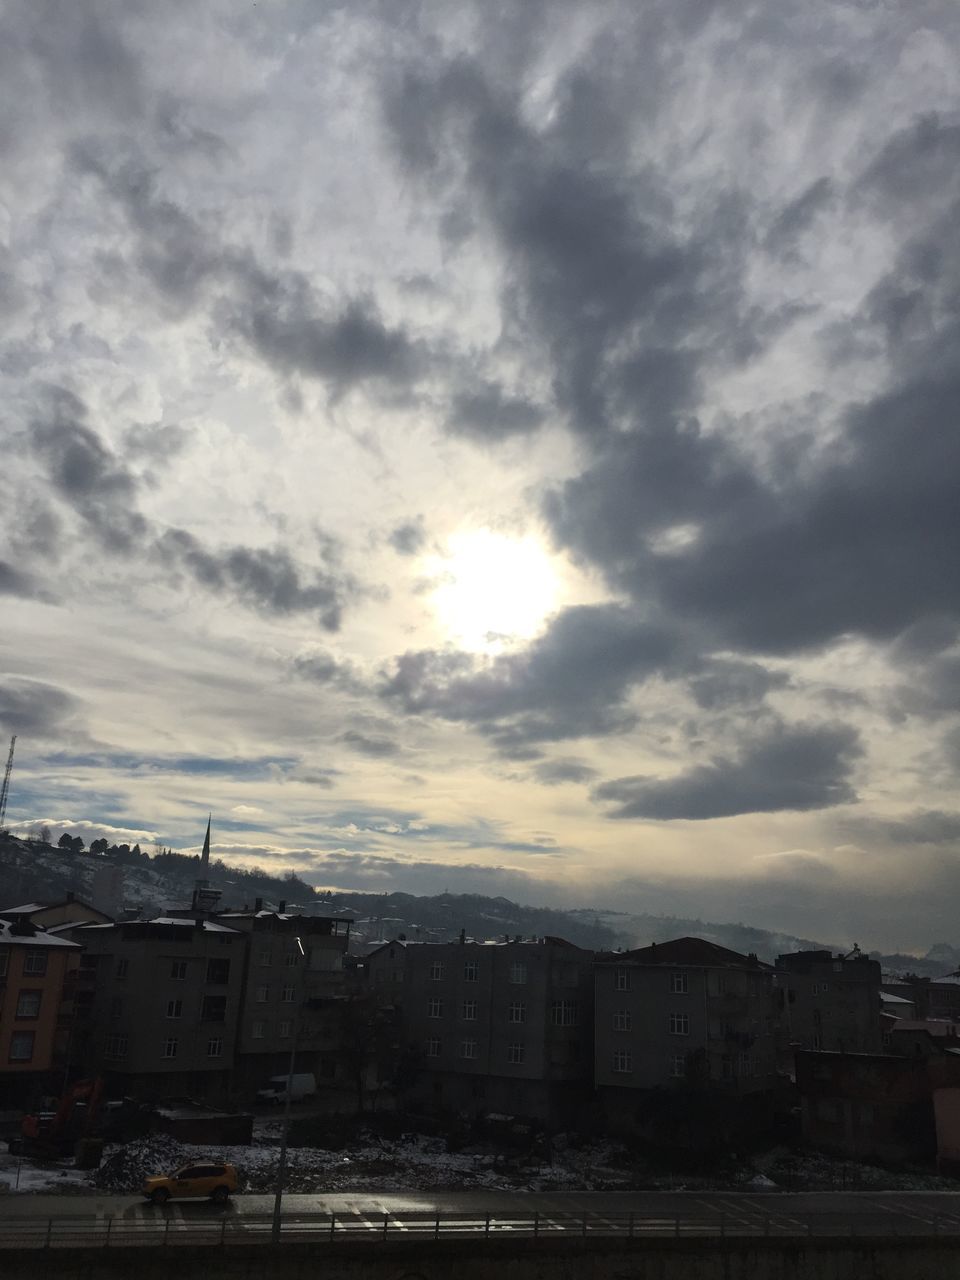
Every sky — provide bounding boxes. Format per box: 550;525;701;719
1;0;960;952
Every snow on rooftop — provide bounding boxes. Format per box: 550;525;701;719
0;920;80;947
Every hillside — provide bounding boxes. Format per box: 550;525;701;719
0;833;955;975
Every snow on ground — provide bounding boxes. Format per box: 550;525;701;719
2;1132;958;1197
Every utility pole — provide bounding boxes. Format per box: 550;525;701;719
0;735;16;834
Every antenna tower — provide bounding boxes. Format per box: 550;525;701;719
0;735;16;833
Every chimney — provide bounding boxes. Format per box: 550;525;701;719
279;900;286;914
459;928;466;945
254;897;263;913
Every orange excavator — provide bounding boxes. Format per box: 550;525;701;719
14;1077;104;1158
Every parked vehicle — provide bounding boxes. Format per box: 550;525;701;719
143;1162;238;1204
11;1077;104;1158
256;1072;316;1104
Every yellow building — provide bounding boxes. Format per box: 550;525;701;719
0;917;81;1083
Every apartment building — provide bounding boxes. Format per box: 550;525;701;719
366;935;595;1122
775;949;882;1061
594;937;778;1125
0;917;81;1099
217;907;352;1091
69;917;245;1102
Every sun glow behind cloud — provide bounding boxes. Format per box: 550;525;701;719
427;529;561;652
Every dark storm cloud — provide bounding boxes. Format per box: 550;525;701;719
340;730;401;758
0;676;80;737
387;517;426;557
447;383;545;441
381;603;684;745
532;758;598;787
593;721;863;820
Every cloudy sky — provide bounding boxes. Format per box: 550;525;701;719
2;0;959;950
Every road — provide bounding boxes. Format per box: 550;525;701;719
2;1190;960;1248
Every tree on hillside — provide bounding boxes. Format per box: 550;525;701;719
58;833;73;852
89;838;108;855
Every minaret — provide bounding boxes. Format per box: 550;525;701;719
191;813;220;915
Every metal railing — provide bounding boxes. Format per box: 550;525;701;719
0;1208;958;1250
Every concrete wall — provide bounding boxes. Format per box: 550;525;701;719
6;1236;960;1280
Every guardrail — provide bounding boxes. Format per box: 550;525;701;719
1;1208;958;1250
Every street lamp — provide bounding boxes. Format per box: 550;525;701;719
271;935;305;1243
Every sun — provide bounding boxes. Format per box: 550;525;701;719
428;529;560;652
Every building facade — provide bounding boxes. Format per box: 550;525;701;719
70;917;245;1101
775;949;882;1061
0;917;80;1099
367;936;595;1122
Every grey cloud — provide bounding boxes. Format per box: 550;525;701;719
840;809;960;847
532;758;598;787
447;383;545;442
381;603;684;746
593;721;863;820
388;517;426;557
0;676;80;737
73;145;424;395
0;561;42;599
688;659;790;710
156;529;355;630
340;730;401;758
292;650;360;689
764;177;835;255
122;421;189;464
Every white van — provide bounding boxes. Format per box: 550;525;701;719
256;1072;317;1104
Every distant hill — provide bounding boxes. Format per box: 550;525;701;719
0;832;955;976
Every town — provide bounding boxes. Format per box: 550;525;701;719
1;822;959;1188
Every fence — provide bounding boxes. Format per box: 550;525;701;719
1;1208;958;1250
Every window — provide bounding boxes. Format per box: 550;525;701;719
252;1021;266;1040
615;967;631;991
15;990;42;1019
429;960;445;981
738;1053;751;1077
201;994;226;1022
110;996;123;1021
461;1000;477;1021
670;1054;686;1078
105;1034;128;1061
161;1038;178;1059
165;999;182;1019
613;1010;632;1032
206;958;230;984
207;1038;223;1058
507;1042;525;1065
0;952;7;978
279;1020;292;1038
23;951;48;976
463;960;479;982
9;1031;34;1062
612;1049;633;1073
551;1000;579;1027
257;947;272;967
459;1039;478;1060
115;958;128;979
284;950;299;967
509;961;527;985
170;961;188;981
256;985;270;1003
721;1055;733;1080
508;1001;526;1024
426;1037;441;1058
812;1033;822;1050
427;997;444;1018
281;984;295;1003
670;972;688;994
669;1013;690;1036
